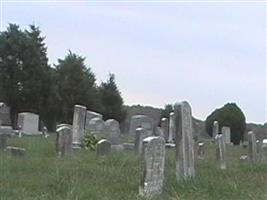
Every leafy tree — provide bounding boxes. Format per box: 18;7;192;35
55;51;98;123
98;73;126;122
161;104;174;119
205;103;246;145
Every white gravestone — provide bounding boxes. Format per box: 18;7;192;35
17;112;39;135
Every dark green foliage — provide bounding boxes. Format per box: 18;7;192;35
83;133;100;150
98;73;126;123
205;103;246;144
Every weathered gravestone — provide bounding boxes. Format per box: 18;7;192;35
212;121;219;139
56;126;72;157
104;119;120;144
0;102;11;125
168;112;175;143
135;128;152;154
0;133;8;150
256;140;263;161
85;110;103;131
17;112;39;135
139;136;165;198
174;101;195;180
6;146;25;157
221;126;231;144
215;134;226;170
160;117;169;141
72;105;87;149
96;139;111;156
155;127;165;138
248;131;256;162
129;115;154;135
87;118;105;134
197;142;205;159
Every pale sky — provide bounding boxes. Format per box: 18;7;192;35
1;1;266;123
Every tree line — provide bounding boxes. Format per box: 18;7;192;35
0;24;126;131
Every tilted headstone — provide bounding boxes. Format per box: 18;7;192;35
96;139;111;155
135;128;152;154
212;121;219;139
248;131;256;162
174;101;195;180
87;118;105;134
17;112;39;135
56;126;72;157
160;117;169;141
72;105;87;149
215;134;226;170
104;119;120;144
129;115;154;135
6;146;25;157
168;112;175;143
155;127;165;138
139;136;165;198
221;126;231;144
85;110;103;131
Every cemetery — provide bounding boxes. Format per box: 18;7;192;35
0;102;266;200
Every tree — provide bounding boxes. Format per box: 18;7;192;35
205;103;246;145
161;104;174;119
98;73;126;122
55;51;98;123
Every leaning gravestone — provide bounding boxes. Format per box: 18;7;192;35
160;118;169;141
215;134;226;170
212;121;219;139
168;112;175;143
248;131;256;163
72;105;87;149
129;115;154;135
139;136;165;198
17;112;39;135
174;101;195;180
221;126;231;144
85;110;103;131
96;139;111;156
135;128;152;154
104;119;120;144
56;126;72;157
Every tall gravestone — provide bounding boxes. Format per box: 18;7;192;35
222;126;231;144
160;117;169;141
104;119;120;144
56;126;72;157
72;105;87;149
215;134;226;170
248;131;256;162
174;101;195;180
17;112;39;135
139;136;165;198
135;128;152;154
168;112;175;143
212;121;219;139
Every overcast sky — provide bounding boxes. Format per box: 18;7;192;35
1;1;266;123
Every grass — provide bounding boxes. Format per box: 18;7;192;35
0;135;267;200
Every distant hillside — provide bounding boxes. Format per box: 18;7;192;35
245;123;267;140
122;104;210;139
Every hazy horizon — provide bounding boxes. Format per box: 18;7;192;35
1;1;266;124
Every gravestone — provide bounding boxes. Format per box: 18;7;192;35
129;115;154;135
248;131;256;162
123;143;135;151
72;105;87;149
160;117;169;141
212;121;219;139
135;128;152;154
56;126;72;157
215;134;226;170
0;133;9;150
85;110;103;131
42;126;49;138
6;146;25;157
56;124;72;130
17;112;39;135
104;119;120;144
197;142;205;159
221;126;231;144
96;139;111;155
174;101;195;180
139;136;165;198
0;126;13;135
0;102;11;125
168;112;175;143
155;127;165;138
256;140;262;161
87;118;105;134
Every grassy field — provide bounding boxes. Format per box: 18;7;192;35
0;135;267;200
